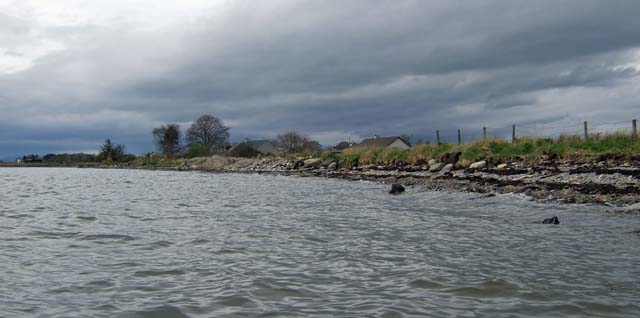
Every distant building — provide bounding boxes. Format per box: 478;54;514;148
228;139;278;156
354;135;411;149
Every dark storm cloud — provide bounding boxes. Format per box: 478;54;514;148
1;0;640;159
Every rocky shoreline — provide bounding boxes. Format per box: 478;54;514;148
171;155;640;212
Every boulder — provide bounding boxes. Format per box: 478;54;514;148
327;162;338;170
321;158;335;167
542;216;560;224
293;159;305;170
389;183;405;195
303;158;322;168
428;159;438;166
440;152;462;165
469;160;487;169
440;163;454;173
497;163;508;169
429;162;444;172
456;159;471;169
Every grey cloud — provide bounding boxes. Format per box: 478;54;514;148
1;0;640;160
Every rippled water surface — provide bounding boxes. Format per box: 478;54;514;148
1;168;640;317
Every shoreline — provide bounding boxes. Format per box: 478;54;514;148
5;156;640;211
173;156;640;210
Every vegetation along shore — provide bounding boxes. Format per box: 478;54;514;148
4;114;640;211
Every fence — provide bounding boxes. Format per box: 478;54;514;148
430;119;638;145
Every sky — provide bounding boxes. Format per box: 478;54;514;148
1;0;640;160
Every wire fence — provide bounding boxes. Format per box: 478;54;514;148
424;118;638;144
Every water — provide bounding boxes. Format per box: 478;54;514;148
1;168;640;318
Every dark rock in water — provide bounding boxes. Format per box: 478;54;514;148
468;193;496;200
389;184;405;195
542;216;560;224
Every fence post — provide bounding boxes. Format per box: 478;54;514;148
633;119;637;138
583;121;588;140
512;125;516;143
457;129;462;144
436;130;441;145
483;127;487;142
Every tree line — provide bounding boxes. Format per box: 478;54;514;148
152;114;322;158
17;113;326;164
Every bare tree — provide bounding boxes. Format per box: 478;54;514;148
186;115;230;152
273;131;322;153
152;124;181;158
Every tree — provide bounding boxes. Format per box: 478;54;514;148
152;124;181;158
273;131;322;153
183;142;211;158
186;115;230;152
97;139;126;162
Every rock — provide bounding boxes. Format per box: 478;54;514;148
614;203;640;214
440;152;462;165
429;162;444;172
440;163;454;173
428;159;438;166
294;160;305;169
361;164;376;171
469;160;487;169
303;158;322;168
389;183;405;194
456;159;471;169
542;216;560;224
321;158;335;167
497;163;508;169
327;162;337;170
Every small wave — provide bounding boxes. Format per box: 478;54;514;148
133;269;186;277
408;278;445;289
81;234;136;242
250;282;306;301
304;235;328;243
216;295;257;307
5;214;33;219
77;216;97;221
47;280;114;294
214;248;246;255
134;240;175;250
29;230;80;239
189;238;209;245
116;305;190;318
445;279;520;298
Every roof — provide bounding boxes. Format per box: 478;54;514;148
355;136;409;148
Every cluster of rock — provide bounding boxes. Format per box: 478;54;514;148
173;153;640;208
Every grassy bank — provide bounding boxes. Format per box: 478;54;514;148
320;133;640;168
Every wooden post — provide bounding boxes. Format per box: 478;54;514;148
583;121;588;140
483;127;487;141
633;119;637;138
436;130;441;145
457;129;462;144
512;125;516;143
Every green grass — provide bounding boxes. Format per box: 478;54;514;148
328;132;640;166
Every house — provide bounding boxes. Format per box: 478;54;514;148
228;139;278;157
354;135;411;149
